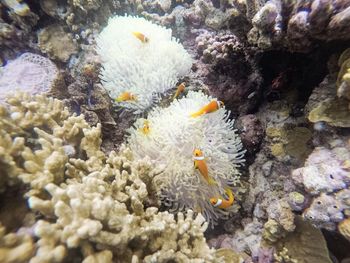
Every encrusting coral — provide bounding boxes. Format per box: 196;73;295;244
0;92;221;262
96;15;192;114
127;90;246;227
38;24;79;62
292;144;350;235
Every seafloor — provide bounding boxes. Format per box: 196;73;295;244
1;0;350;262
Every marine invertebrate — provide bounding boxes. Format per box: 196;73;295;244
291;145;350;233
0;92;220;262
96;15;192;113
38;24;79;62
0;53;58;103
248;0;350;51
127;91;245;226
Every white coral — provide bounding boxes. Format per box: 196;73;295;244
127;91;245;226
96;15;192;113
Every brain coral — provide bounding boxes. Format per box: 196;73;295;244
96;15;192;113
127;91;245;226
0;53;58;102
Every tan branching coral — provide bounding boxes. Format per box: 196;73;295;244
0;92;219;262
0;223;35;263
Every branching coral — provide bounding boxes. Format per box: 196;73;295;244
0;92;219;262
96;15;192;114
127;91;245;226
0;53;58;103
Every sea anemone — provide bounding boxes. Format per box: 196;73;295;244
96;15;192;114
127;91;245;226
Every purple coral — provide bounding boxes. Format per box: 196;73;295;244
0;53;58;102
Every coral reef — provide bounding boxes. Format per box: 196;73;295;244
292;144;350;234
248;0;350;52
0;92;220;262
96;15;192;113
0;223;35;263
127;91;245;226
337;48;350;108
192;29;262;114
38;24;79;62
0;53;58;103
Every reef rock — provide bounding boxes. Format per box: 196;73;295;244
248;0;350;52
38;24;79;62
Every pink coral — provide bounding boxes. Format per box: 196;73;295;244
0;53;58;102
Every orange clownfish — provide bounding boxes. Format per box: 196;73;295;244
140;120;150;135
173;82;185;100
210;188;234;209
193;148;217;185
190;100;224;118
115;92;137;102
132;31;149;43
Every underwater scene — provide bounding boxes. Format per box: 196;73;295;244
1;0;350;262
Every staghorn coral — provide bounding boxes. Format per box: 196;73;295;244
0;53;58;103
248;0;350;52
127;91;245;227
0;92;220;262
96;15;192;114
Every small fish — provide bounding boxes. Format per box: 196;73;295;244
140;120;150;135
193;148;217;185
115;92;137;102
210;188;234;209
132;31;149;43
190;100;224;118
173;82;185;100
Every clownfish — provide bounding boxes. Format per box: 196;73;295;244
210;188;234;209
115;92;137;102
193;148;217;185
140;120;150;135
173;82;185;100
132;31;149;43
190;100;224;118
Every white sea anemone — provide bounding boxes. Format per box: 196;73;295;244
127;91;245;226
96;15;193;114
